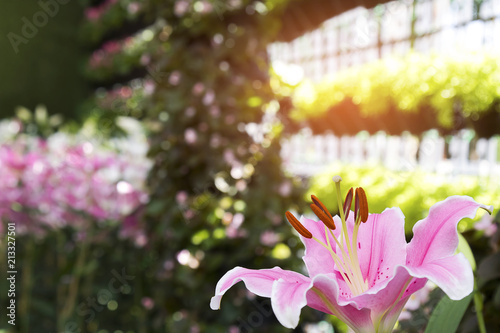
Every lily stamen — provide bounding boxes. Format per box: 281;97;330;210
351;187;370;291
285;211;312;239
332;177;369;295
313;230;361;295
306;179;371;296
310;204;336;230
311;195;334;220
325;226;366;294
355;187;369;223
310;195;335;229
310;194;365;290
287;205;364;294
343;187;354;221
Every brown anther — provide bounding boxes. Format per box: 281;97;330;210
355;187;369;223
354;190;359;222
310;204;336;230
343;187;354;221
285;211;312;238
311;195;333;221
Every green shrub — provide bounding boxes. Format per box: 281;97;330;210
292;53;500;136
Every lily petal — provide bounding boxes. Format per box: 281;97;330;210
357;208;407;290
301;216;337;276
307;274;374;332
376;295;411;333
405;253;473;300
271;276;311;328
407;195;491;266
210;266;309;310
340;266;424;332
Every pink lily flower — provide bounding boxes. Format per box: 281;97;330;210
211;176;492;332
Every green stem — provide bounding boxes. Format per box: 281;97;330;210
56;232;66;332
20;238;34;333
135;251;147;333
473;282;486;333
80;258;97;331
59;230;91;329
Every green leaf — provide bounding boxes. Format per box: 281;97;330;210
424;293;473;333
457;233;476;271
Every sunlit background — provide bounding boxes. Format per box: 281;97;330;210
0;0;499;332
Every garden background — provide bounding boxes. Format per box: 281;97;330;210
0;0;500;332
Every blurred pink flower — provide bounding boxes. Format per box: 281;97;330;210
127;2;141;14
141;297;155;310
103;41;121;54
278;181;292;197
184;128;198;144
140;54;151;65
198;1;213;14
176;191;188;205
169;71;182;85
260;230;280;247
474;213;498;237
85;8;101;21
85;0;118;23
174;0;189;16
202;90;215;105
192;82;205;96
209;106;220;118
0;133;150;239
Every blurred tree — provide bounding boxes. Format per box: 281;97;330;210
142;1;308;331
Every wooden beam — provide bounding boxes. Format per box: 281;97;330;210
275;0;392;42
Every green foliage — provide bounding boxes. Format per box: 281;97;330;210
14;105;64;138
292;53;500;136
84;21;164;81
0;0;88;119
80;0;147;44
2;230;150;333
457;233;476;270
308;163;499;234
424;294;474;333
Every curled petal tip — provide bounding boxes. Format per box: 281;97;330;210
481;204;494;215
210;296;221;310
